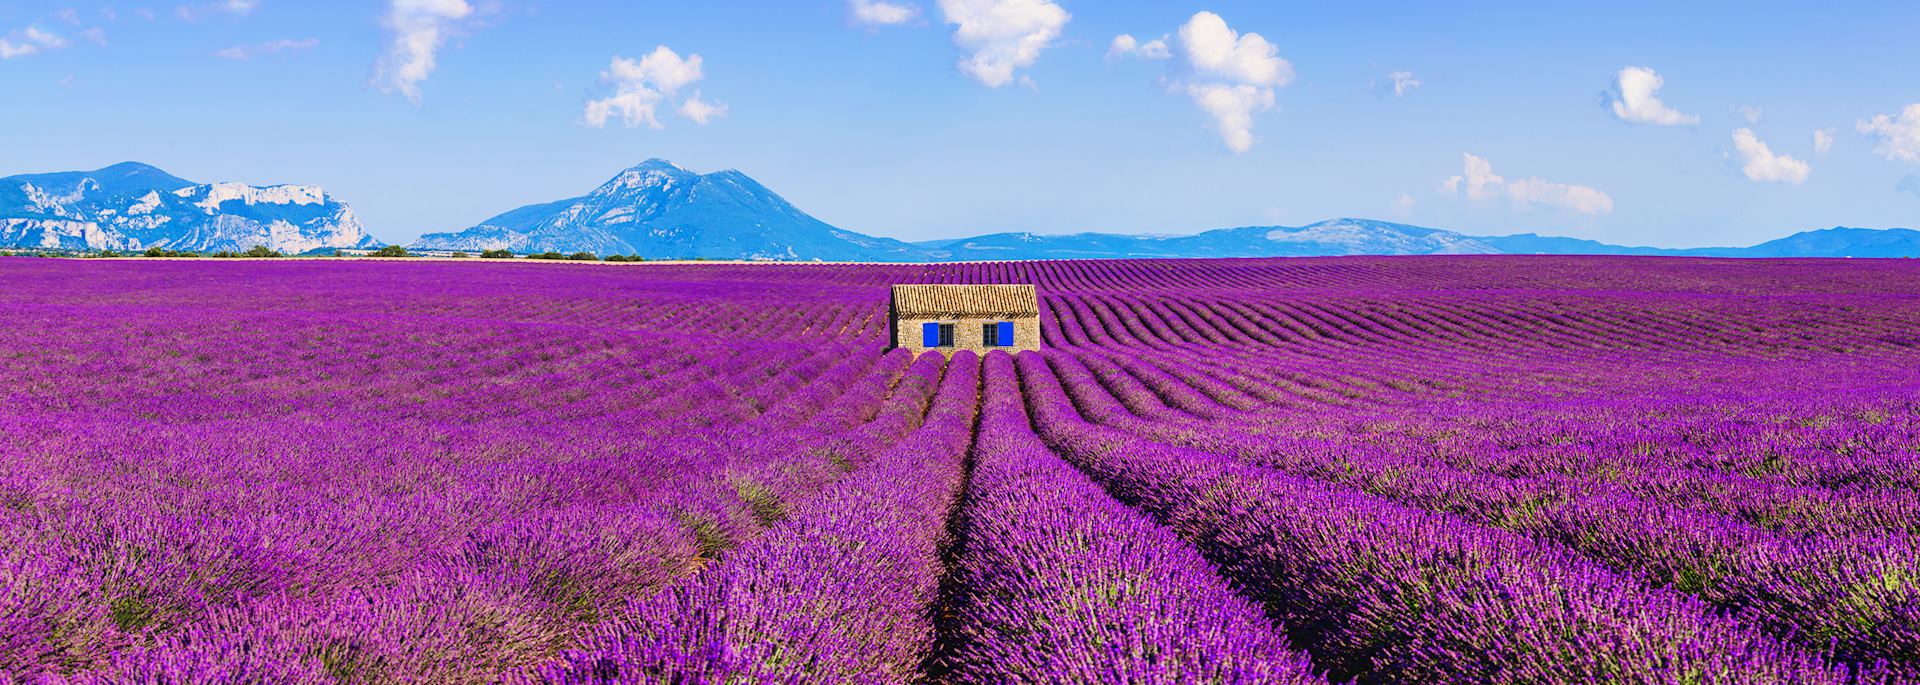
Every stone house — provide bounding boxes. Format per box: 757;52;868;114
889;284;1041;355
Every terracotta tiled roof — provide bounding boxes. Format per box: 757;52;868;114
890;284;1039;317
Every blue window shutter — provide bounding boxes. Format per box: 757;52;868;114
923;322;941;347
997;321;1015;346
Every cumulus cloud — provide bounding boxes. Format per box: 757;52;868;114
1858;103;1920;163
1114;12;1293;152
25;27;67;48
583;46;722;129
372;0;474;103
937;0;1069;88
850;0;918;27
1735;105;1763;124
1166;12;1293;153
1387;70;1420;96
1106;33;1168;61
677;91;728;124
215;37;317;60
1814;128;1835;155
1180;12;1291;87
1186;84;1276;153
1;26;67;59
1731;128;1810;183
1441;153;1613;215
1606;66;1698;126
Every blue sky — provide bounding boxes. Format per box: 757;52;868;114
2;0;1917;247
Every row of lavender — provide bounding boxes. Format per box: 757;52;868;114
995;258;1919;677
0;262;960;681
1017;352;1900;682
3;256;1917;682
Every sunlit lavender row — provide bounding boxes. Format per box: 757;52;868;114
1;256;1916;683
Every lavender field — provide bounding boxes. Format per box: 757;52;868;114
2;256;1918;683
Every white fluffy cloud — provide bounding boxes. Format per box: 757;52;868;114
584;46;722;129
1387;71;1420;96
1;26;67;59
1441;153;1614;215
1186;84;1275;153
1731;128;1809;183
1814;128;1835;155
1106;33;1168;61
1389;192;1416;216
23;27;66;48
1174;12;1292;153
215;37;317;60
677;91;729;124
937;0;1069;88
1113;12;1293;153
1606;66;1698;126
851;0;918;26
1179;12;1291;87
372;0;474;103
1858;103;1920;163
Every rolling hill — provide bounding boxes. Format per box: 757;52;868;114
414;160;1918;261
0;162;378;254
411;159;931;261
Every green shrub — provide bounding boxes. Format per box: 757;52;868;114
211;250;239;258
450;251;470;259
566;252;598;261
370;245;412;258
527;251;565;260
244;245;284;258
480;249;514;259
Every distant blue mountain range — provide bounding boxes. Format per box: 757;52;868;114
0;162;377;253
5;160;1914;260
411;159;928;261
415;160;1919;261
1473;228;1920;258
